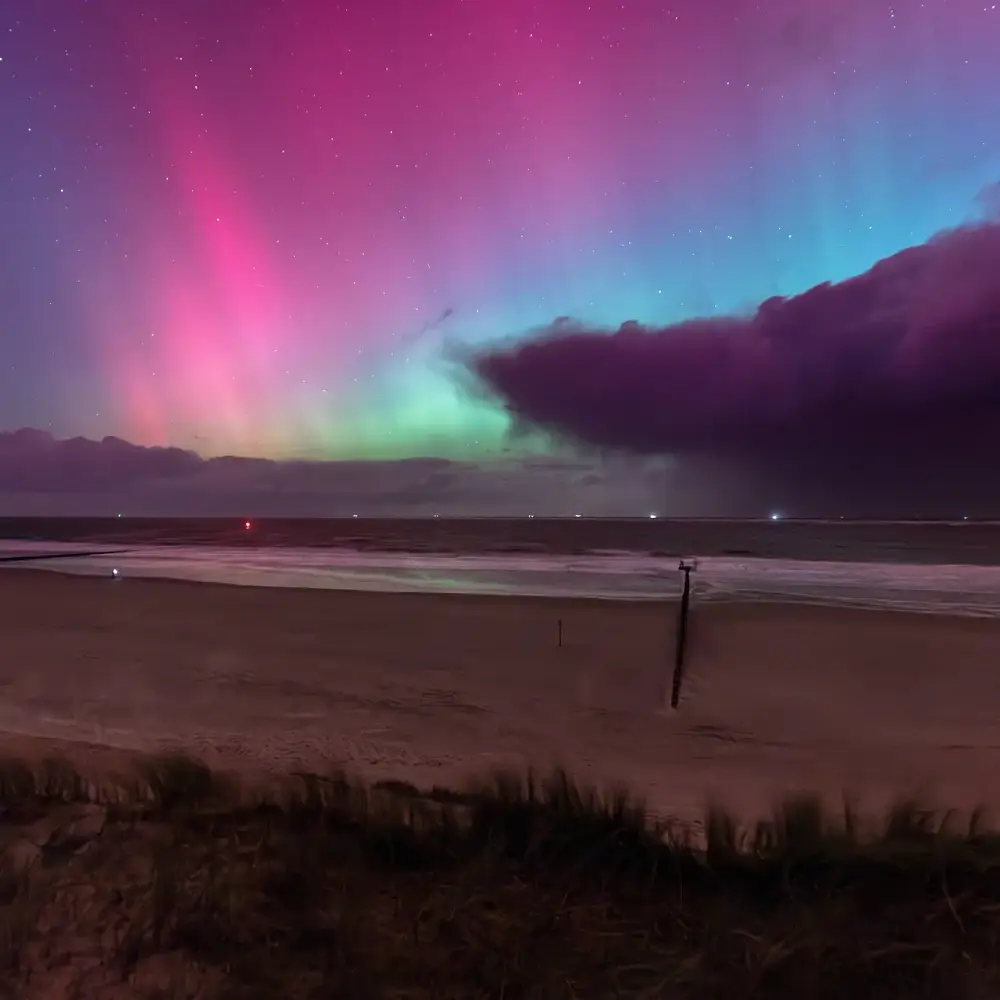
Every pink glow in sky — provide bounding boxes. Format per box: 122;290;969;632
2;0;998;462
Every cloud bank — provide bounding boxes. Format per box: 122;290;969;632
0;428;673;518
468;220;1000;514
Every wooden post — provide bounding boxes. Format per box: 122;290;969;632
670;560;695;708
558;618;563;648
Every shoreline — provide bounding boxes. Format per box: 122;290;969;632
7;560;994;627
1;564;660;609
10;556;1000;619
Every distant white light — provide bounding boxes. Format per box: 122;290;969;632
770;512;781;521
574;513;582;518
111;568;119;578
352;513;359;518
244;520;252;530
649;513;657;519
527;513;534;518
116;512;123;519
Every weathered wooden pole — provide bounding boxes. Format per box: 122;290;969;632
670;560;695;708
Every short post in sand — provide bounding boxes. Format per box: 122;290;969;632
669;559;697;709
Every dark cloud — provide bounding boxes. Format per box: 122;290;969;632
468;221;1000;515
0;429;203;490
0;429;672;517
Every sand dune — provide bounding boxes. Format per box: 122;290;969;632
2;569;1000;822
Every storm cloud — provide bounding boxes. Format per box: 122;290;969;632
468;220;1000;514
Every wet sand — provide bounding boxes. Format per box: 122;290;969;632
2;569;1000;821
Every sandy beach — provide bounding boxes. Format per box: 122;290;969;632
3;568;1000;822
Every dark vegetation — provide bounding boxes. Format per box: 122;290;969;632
1;753;999;998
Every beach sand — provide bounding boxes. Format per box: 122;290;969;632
2;568;1000;822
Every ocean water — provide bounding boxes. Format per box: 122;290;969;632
4;515;1000;564
4;537;1000;615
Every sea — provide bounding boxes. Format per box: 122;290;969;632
3;516;1000;615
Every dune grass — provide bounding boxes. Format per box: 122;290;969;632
1;755;1000;998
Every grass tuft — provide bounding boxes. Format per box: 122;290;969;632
138;752;230;811
0;757;36;807
0;752;999;997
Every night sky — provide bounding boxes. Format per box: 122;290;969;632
2;1;999;515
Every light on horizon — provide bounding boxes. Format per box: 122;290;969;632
649;513;658;519
770;512;782;521
244;520;252;530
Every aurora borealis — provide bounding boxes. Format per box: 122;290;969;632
2;0;999;512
